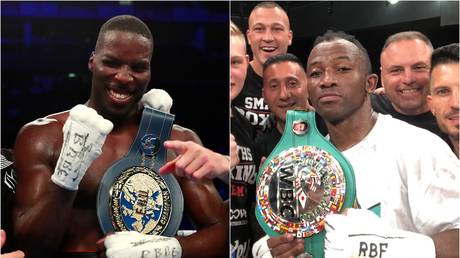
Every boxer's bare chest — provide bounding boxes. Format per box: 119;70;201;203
75;129;138;204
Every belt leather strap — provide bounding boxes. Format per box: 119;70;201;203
255;110;356;258
97;107;183;237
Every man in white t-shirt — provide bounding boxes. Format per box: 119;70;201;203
253;31;459;258
308;30;459;258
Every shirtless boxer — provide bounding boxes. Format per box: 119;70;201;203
13;15;227;257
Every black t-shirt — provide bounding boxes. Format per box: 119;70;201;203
230;106;258;258
371;94;452;149
254;125;282;159
232;65;270;137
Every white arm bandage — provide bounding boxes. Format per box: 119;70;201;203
51;104;113;190
252;235;272;258
105;231;182;258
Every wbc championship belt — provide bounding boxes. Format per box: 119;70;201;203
97;107;183;237
255;110;356;258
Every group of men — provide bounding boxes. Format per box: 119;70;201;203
1;2;458;258
231;2;459;258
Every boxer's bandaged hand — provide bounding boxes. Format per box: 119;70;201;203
105;231;182;258
252;235;272;258
51;104;113;190
142;88;173;113
324;209;435;258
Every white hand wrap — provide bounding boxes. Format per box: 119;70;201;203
51;104;113;190
252;235;272;258
105;231;182;258
325;209;435;258
142;88;173;113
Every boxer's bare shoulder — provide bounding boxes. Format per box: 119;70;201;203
15;111;70;164
19;110;69;133
14;110;68;173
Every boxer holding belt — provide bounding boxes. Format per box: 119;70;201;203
13;15;227;258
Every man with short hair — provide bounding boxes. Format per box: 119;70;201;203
374;31;449;143
254;31;459;258
254;53;310;158
233;1;293;136
230;20;258;258
427;43;459;157
13;15;227;258
251;53;311;258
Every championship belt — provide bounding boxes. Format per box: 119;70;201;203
255;110;356;258
97;107;183;237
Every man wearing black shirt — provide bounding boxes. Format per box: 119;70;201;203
230;21;259;258
251;53;315;258
233;2;293;136
254;53;310;159
376;31;449;144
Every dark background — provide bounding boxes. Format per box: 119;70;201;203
1;2;230;239
1;1;229;157
231;0;459;82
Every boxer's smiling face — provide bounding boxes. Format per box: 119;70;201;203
88;30;152;120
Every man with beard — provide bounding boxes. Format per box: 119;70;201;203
427;43;459;158
254;53;310;159
251;53;310;258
